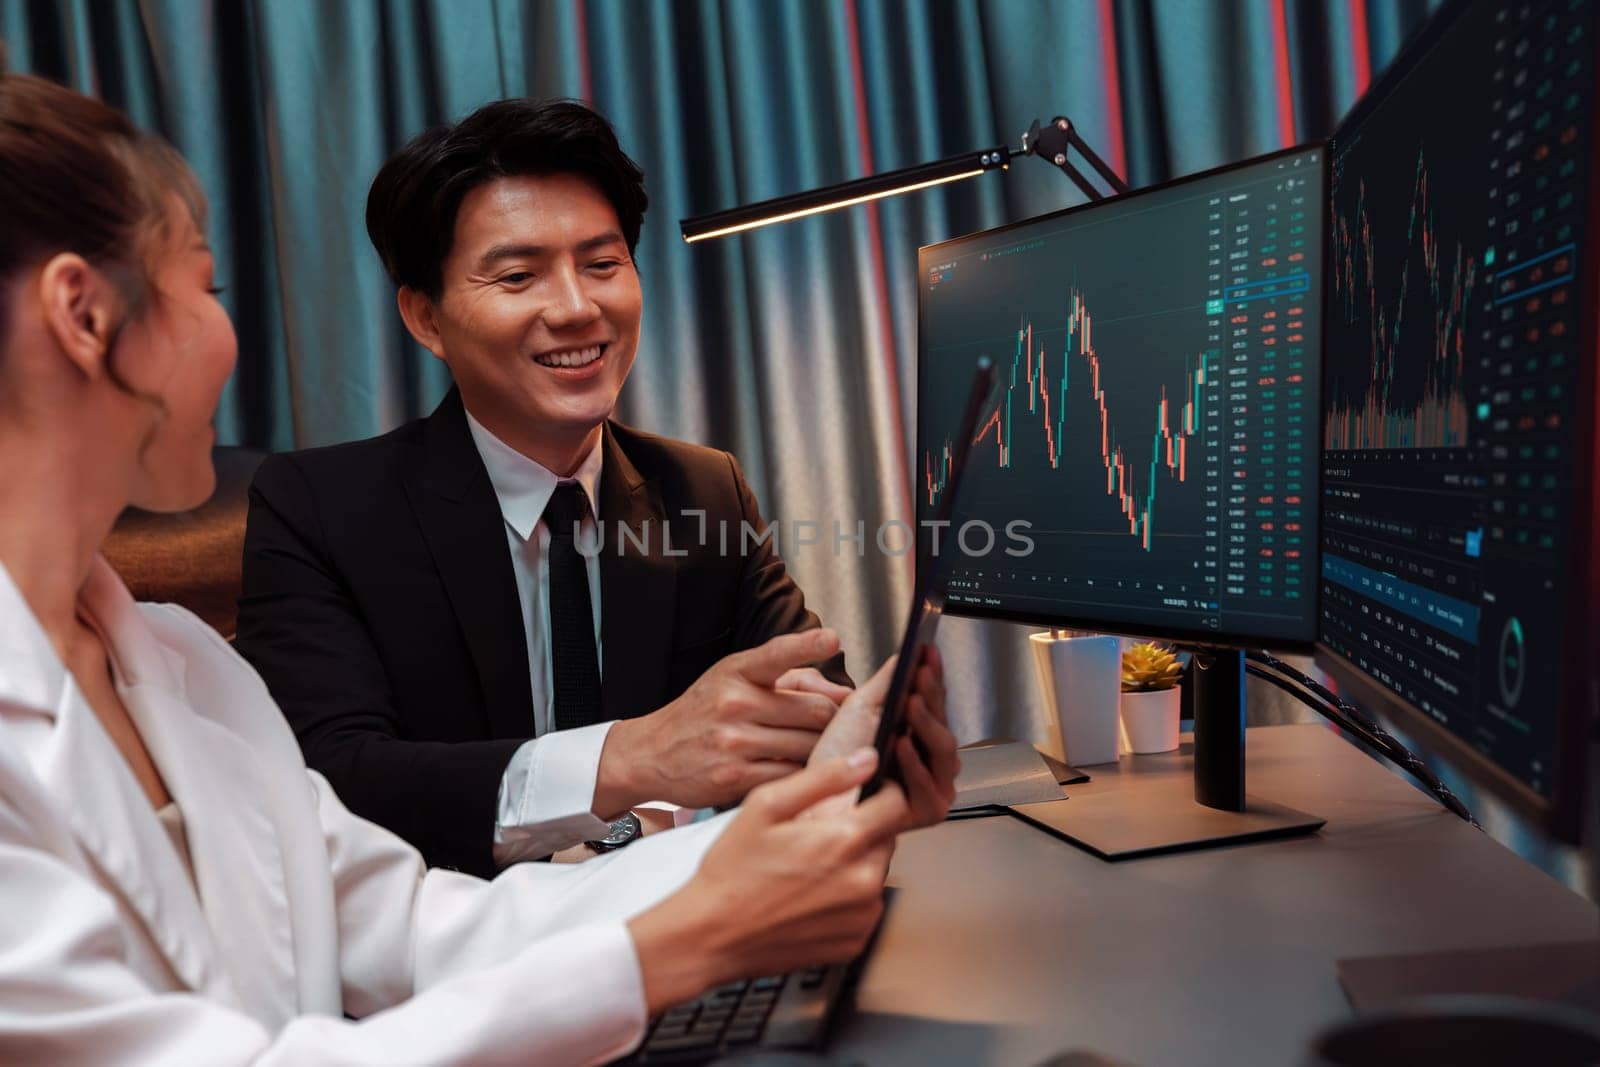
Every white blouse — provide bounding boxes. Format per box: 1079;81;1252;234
156;801;195;887
0;557;729;1065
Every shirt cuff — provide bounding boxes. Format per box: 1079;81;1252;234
493;723;616;865
629;800;708;830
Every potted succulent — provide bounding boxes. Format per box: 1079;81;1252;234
1119;642;1183;754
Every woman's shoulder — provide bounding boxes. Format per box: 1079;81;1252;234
135;599;249;680
134;601;307;759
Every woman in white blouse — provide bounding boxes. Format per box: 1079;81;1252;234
0;66;959;1064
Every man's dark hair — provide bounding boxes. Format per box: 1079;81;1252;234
365;98;648;299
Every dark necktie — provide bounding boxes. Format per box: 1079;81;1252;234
544;482;601;732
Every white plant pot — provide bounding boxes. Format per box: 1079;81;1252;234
1119;687;1181;754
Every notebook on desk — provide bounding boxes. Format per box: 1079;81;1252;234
950;740;1072;813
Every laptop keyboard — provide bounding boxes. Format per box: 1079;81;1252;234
635;967;831;1060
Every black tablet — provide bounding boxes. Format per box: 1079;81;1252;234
860;356;995;799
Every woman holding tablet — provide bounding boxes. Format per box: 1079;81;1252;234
0;62;957;1064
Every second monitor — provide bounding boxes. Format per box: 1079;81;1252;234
917;145;1326;650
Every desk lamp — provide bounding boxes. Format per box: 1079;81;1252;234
678;117;1130;244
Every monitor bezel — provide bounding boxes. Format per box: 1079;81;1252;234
1311;0;1598;843
917;142;1330;652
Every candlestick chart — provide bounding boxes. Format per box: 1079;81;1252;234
924;290;1208;552
1325;146;1478;450
917;145;1323;643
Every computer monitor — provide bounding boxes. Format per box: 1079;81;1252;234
1316;0;1598;843
916;146;1330;852
917;145;1326;650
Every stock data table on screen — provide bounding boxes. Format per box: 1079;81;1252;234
917;147;1324;646
1319;0;1595;817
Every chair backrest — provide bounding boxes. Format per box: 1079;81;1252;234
102;446;266;639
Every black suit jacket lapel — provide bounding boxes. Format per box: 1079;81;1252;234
599;422;677;721
403;388;535;740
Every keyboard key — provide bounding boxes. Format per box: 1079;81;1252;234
725;1024;763;1045
752;975;786;990
800;967;828;989
646;1033;717;1054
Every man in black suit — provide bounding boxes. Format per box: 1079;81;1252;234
236;100;862;877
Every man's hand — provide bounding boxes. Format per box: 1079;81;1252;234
593;629;845;815
773;666;853;705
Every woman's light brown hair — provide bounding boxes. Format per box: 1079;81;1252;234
0;42;206;354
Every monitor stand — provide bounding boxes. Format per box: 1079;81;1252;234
1008;646;1325;859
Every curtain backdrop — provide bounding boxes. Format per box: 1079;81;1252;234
4;0;1459;763
1;0;1441;736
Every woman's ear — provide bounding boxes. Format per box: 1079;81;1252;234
36;253;122;379
396;286;447;362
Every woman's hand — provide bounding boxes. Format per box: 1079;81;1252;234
895;645;960;829
627;750;908;1013
805;646;960;827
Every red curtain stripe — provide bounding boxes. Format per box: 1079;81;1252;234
1270;0;1297;147
1097;0;1129;180
842;0;914;534
1348;0;1373;95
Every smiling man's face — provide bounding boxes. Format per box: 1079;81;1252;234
411;171;642;469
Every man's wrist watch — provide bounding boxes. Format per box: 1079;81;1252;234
585;810;642;852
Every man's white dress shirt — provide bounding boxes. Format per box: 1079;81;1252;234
465;411;626;863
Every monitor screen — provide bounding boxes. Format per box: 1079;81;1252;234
1318;0;1596;826
916;145;1325;648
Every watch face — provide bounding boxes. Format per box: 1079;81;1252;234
590;811;641;850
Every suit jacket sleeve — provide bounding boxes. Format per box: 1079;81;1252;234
725;453;852;687
236;454;522;875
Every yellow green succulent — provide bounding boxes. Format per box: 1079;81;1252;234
1121;642;1182;692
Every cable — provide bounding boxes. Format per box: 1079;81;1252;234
1244;661;1476;827
1244;650;1480;828
1244;665;1394;762
1245;652;1478;827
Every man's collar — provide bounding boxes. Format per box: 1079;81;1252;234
462;407;604;542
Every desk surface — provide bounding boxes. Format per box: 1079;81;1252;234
833;725;1599;1067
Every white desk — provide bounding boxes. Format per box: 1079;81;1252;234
831;725;1599;1067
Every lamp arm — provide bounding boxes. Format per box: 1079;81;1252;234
1048;154;1105;203
1019;116;1132;201
676;113;1131;242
